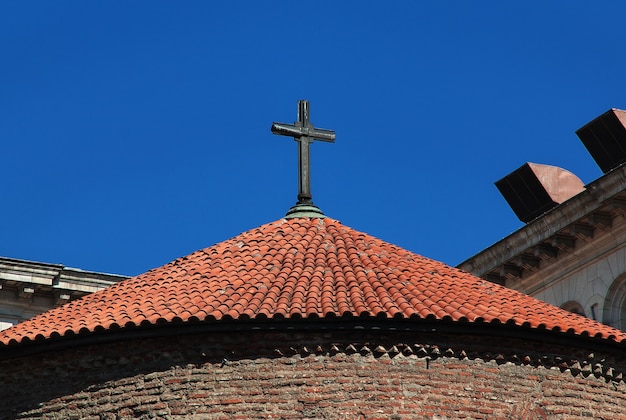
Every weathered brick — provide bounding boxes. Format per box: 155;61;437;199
2;331;626;419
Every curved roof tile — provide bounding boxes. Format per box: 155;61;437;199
2;217;626;347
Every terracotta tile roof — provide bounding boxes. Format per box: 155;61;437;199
2;217;626;347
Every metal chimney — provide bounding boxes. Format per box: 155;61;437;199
576;108;626;173
495;162;585;223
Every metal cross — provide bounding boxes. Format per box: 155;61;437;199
271;100;335;205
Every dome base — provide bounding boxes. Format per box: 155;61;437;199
285;203;326;219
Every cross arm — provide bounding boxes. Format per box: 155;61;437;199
308;127;335;143
271;123;303;138
271;123;336;143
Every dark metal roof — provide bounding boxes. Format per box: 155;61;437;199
576;108;626;173
495;163;584;223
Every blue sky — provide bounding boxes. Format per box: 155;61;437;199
2;2;625;276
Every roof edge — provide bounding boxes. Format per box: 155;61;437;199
458;163;626;274
2;316;624;361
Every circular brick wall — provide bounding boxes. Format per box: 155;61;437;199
2;328;626;419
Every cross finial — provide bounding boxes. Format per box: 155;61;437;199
271;100;335;217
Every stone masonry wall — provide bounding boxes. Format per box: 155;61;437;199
1;329;626;419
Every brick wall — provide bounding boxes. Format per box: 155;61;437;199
2;329;626;419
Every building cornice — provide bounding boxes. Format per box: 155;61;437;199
458;164;626;285
0;256;128;307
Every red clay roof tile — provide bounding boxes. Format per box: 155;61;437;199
2;217;626;347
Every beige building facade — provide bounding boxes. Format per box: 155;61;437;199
0;257;127;330
459;108;626;330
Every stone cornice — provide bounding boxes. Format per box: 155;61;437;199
458;163;626;286
0;256;128;307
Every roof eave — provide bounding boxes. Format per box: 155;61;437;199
1;317;623;361
458;163;626;277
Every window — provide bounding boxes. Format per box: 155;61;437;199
560;301;586;317
603;273;626;330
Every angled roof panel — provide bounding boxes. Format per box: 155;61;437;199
576;108;626;173
496;163;585;223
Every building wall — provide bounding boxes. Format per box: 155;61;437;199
532;246;626;326
0;257;127;331
457;163;626;332
458;191;626;330
503;221;626;329
2;329;626;419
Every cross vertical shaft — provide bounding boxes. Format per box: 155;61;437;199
271;100;335;206
297;100;312;203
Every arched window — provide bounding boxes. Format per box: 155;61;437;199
603;273;626;331
560;301;586;317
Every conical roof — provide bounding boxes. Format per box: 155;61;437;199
2;217;626;349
